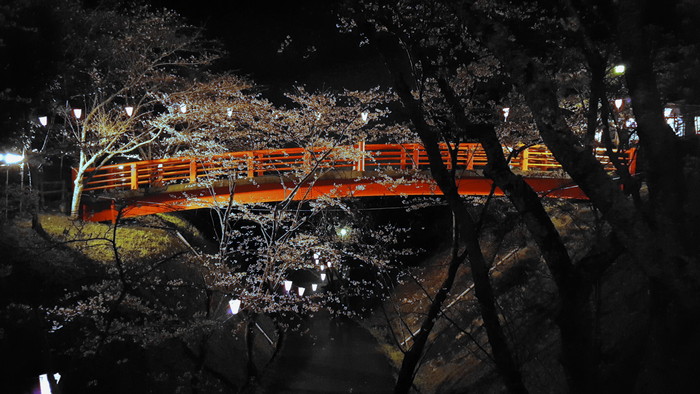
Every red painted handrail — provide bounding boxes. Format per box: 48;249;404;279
78;144;636;192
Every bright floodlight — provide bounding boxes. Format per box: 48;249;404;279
229;299;241;314
614;99;623;110
361;111;369;122
502;107;510;121
613;64;626;74
312;283;318;291
298;287;305;296
179;104;187;114
320;273;326;281
125;106;134;117
39;374;52;394
284;280;293;292
72;108;82;119
2;152;24;164
39;116;48;126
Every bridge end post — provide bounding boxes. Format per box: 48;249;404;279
521;148;530;172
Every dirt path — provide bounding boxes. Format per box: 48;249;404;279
261;314;395;393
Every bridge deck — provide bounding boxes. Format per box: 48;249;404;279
78;143;637;222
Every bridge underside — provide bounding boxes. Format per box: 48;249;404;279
81;170;588;222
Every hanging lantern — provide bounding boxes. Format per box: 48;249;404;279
320;273;326;281
312;283;318;291
72;108;82;119
39;116;48;126
125;106;134;116
229;299;241;314
361;111;369;122
179;104;187;113
284;280;293;292
298;287;305;296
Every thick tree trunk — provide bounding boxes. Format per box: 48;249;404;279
70;169;85;219
465;12;700;314
370;31;527;391
437;77;601;392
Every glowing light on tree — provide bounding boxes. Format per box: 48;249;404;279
613;64;626;74
284;280;293;292
502;107;510;122
125;106;134;116
614;99;623;110
72;108;82;119
39;116;48;126
179;104;187;113
298;287;305;296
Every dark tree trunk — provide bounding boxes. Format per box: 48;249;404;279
437;77;601;392
369;29;528;393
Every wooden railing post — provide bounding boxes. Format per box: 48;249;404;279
303;150;312;173
189;160;197;183
521;147;530;172
247;153;255;178
466;145;474;171
130;164;138;190
412;146;419;169
355;141;366;171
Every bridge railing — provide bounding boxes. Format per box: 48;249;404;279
78;143;637;192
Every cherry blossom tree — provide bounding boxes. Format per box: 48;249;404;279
27;0;219;218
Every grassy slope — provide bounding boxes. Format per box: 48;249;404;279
36;213;202;263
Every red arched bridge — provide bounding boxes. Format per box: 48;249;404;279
77;143;637;222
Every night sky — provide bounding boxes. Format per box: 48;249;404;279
150;0;389;97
